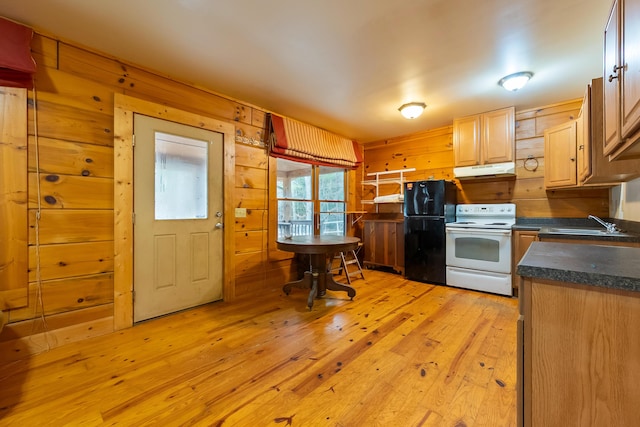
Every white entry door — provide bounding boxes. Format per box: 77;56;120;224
133;114;224;322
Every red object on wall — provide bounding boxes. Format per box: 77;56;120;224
0;17;36;89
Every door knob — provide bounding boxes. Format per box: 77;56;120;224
215;223;223;229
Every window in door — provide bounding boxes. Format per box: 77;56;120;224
276;158;346;238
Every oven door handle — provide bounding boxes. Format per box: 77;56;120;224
446;228;512;236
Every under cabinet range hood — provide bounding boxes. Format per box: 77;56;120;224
453;161;516;179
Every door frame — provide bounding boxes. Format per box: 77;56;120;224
113;94;236;330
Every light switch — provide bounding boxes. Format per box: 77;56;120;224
235;208;247;218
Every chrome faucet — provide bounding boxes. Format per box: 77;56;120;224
588;215;620;233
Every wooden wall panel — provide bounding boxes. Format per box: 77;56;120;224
0;305;114;364
234;252;267;277
234;188;268;210
28;210;113;244
235;165;268;190
9;273;114;322
235;122;266;143
28;173;114;209
234;272;268;297
28;100;114;146
57;43;253;124
0;88;28;310
235;209;268;231
31;34;58;69
33;68;115;114
235;143;268;168
0;304;112;344
235;230;268;254
28;137;114;177
28;241;114;282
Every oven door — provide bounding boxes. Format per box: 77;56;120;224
445;227;511;274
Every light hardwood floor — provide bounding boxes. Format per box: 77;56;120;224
0;270;518;426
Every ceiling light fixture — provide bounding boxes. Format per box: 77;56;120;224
398;102;427;119
498;71;534;91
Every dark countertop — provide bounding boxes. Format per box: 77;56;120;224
517;241;640;292
513;217;640;243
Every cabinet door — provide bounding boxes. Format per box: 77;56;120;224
395;221;404;272
453;114;481;167
604;0;621;156
483;107;515;164
544;121;577;188
621;0;640;138
576;103;589;183
363;221;375;264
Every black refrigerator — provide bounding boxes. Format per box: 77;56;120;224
404;180;457;285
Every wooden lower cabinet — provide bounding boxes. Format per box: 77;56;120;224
362;219;404;274
519;278;640;426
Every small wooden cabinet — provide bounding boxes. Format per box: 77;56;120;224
512;230;538;294
603;0;640;160
544;120;577;188
362;219;404;274
453;106;515;167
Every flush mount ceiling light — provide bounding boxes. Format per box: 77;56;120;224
498;71;534;91
398;102;427;119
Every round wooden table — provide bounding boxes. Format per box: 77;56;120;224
277;235;360;309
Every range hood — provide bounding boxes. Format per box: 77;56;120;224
453;161;516;179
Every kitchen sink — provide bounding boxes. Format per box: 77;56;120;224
547;227;616;236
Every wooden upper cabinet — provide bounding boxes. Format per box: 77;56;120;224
603;0;640;159
577;101;589;182
621;0;640;139
544;120;577;188
482;107;515;164
453;106;514;167
452;114;481;166
581;77;640;184
603;0;620;156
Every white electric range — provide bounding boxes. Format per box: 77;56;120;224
445;203;515;296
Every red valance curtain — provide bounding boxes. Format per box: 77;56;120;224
268;113;363;169
0;17;36;89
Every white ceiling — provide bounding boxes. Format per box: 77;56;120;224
0;0;612;143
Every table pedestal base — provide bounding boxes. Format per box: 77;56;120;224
282;267;356;310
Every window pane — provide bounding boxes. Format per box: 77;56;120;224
319;166;345;201
320;203;345;236
278;200;313;238
155;132;208;220
277;158;312;200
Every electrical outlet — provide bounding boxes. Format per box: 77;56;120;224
235;208;247;218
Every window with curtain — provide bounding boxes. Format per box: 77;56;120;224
276;158;346;239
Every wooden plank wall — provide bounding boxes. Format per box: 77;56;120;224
362;100;609;218
0;32;291;362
